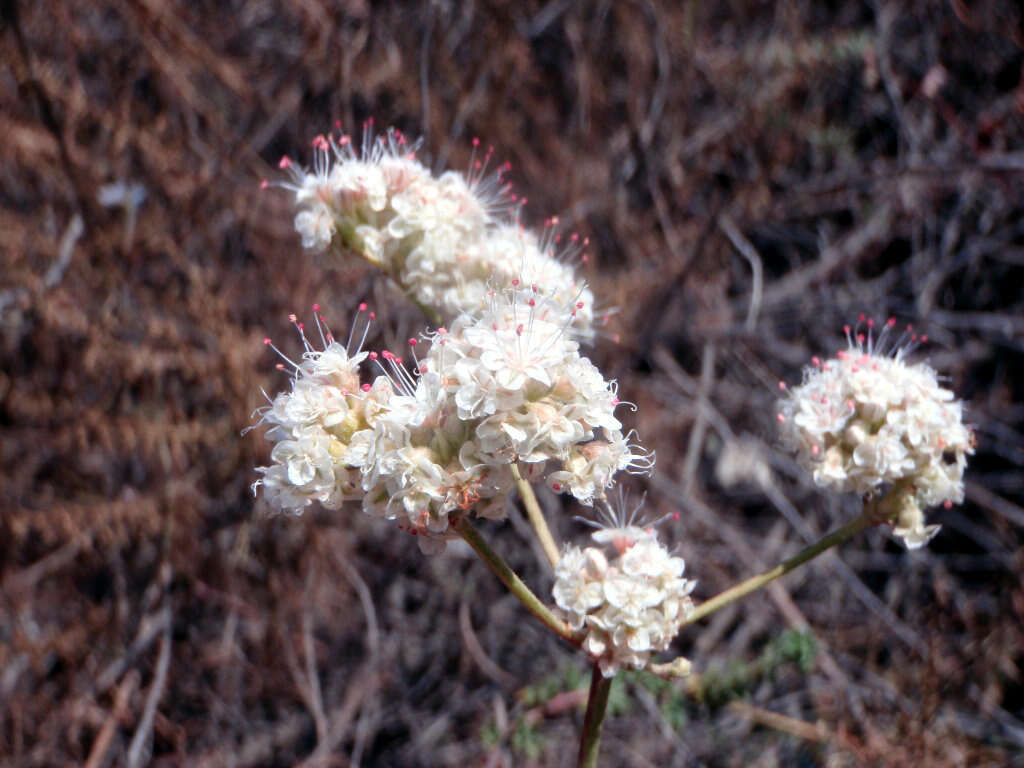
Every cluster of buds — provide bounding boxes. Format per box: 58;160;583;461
253;282;652;553
275;124;600;338
552;502;695;677
777;316;974;548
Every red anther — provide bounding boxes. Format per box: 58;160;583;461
552;483;562;491
811;445;820;456
859;313;866;322
395;357;403;364
581;255;589;264
472;137;480;147
276;363;285;370
369;312;376;320
369;352;378;360
335;119;342;128
906;324;913;332
778;381;787;390
312;303;320;312
339;134;351;146
325;332;332;341
511;279;519;286
437;327;447;334
263;337;272;345
867;318;875;328
521;197;528;205
811;355;821;366
846;399;855;410
576;301;585;309
583;237;590;246
777;413;786;423
288;313;297;322
612;333;621;344
381;350;393;360
358;302;367;311
944;500;953;509
554;235;561;243
419;364;428;373
571;233;579;242
920;335;928;343
408;338;418;346
516;323;524;335
611;398;620;406
260;179;269;190
361;383;371;392
297;323;305;330
528;298;536;307
887;317;896;327
843;324;851;335
279;156;292;169
857;333;865;343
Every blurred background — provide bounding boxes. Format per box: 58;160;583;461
2;1;1023;765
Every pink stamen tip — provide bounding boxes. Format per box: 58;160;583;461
581;255;589;264
263;337;272;345
297;323;305;330
369;312;376;320
777;413;786;423
611;398;620;406
419;364;428;373
843;324;851;335
778;381;787;390
437;327;447;335
288;313;297;322
335;120;342;128
395;357;403;365
516;324;524;335
920;335;928;343
276;363;285;370
312;303;320;311
867;318;875;328
944;500;953;509
857;333;866;343
408;338;417;346
887;317;896;327
552;483;562;491
278;156;292;169
812;356;821;366
859;313;866;322
811;445;820;456
361;383;371;392
528;298;536;307
369;352;378;360
472;137;480;147
259;179;269;190
576;301;584;309
511;279;519;286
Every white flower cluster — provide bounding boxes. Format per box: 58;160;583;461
553;519;695;677
253;287;652;553
777;317;974;548
278;128;598;337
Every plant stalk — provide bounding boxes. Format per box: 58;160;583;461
681;511;874;627
452;516;576;645
576;664;612;768
511;464;560;568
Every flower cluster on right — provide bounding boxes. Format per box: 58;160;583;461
777;318;974;548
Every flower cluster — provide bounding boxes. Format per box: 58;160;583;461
777;317;974;548
552;509;695;677
277;126;599;337
253;285;652;553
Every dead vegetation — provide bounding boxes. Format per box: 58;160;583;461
2;1;1023;765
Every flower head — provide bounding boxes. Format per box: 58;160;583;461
553;499;694;676
777;316;974;548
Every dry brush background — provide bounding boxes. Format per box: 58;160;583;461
2;1;1024;766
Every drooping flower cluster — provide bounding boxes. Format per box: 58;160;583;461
253;285;652;553
777;317;974;548
552;504;695;677
276;126;599;337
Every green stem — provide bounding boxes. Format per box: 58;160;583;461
577;665;612;768
682;511;874;627
511;464;560;568
451;516;577;645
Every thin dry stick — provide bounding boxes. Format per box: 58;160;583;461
511;464;560;568
126;601;172;768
